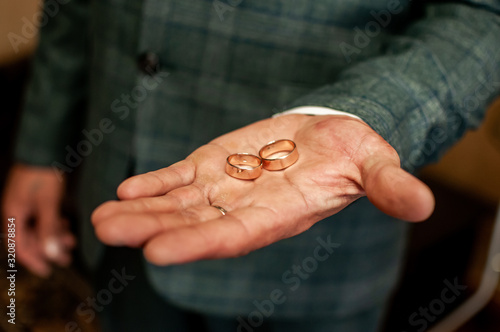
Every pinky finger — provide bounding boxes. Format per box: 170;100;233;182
142;207;277;265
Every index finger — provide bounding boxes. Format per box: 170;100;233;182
117;160;196;200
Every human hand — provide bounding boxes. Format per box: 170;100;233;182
92;114;434;265
2;164;75;277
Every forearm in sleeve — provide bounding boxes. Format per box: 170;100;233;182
288;1;500;171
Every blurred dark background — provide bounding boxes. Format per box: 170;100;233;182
1;2;500;332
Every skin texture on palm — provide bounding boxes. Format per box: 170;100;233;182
92;114;435;266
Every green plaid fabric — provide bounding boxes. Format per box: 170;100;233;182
16;0;500;319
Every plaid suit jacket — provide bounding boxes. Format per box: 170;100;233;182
16;0;500;318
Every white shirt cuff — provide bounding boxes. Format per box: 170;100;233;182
273;106;363;121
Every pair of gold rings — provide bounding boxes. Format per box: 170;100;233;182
225;139;299;180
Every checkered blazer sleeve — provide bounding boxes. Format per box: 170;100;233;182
288;1;500;172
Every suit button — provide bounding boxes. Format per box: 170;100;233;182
137;52;160;75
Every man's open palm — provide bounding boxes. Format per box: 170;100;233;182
92;114;434;265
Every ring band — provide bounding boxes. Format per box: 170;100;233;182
259;139;298;171
212;205;227;216
225;153;263;180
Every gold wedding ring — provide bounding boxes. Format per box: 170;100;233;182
225;153;263;180
259;139;298;171
212;205;227;216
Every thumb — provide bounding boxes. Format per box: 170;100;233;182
361;158;435;222
36;190;68;264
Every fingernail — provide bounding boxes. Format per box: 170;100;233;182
44;237;62;260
